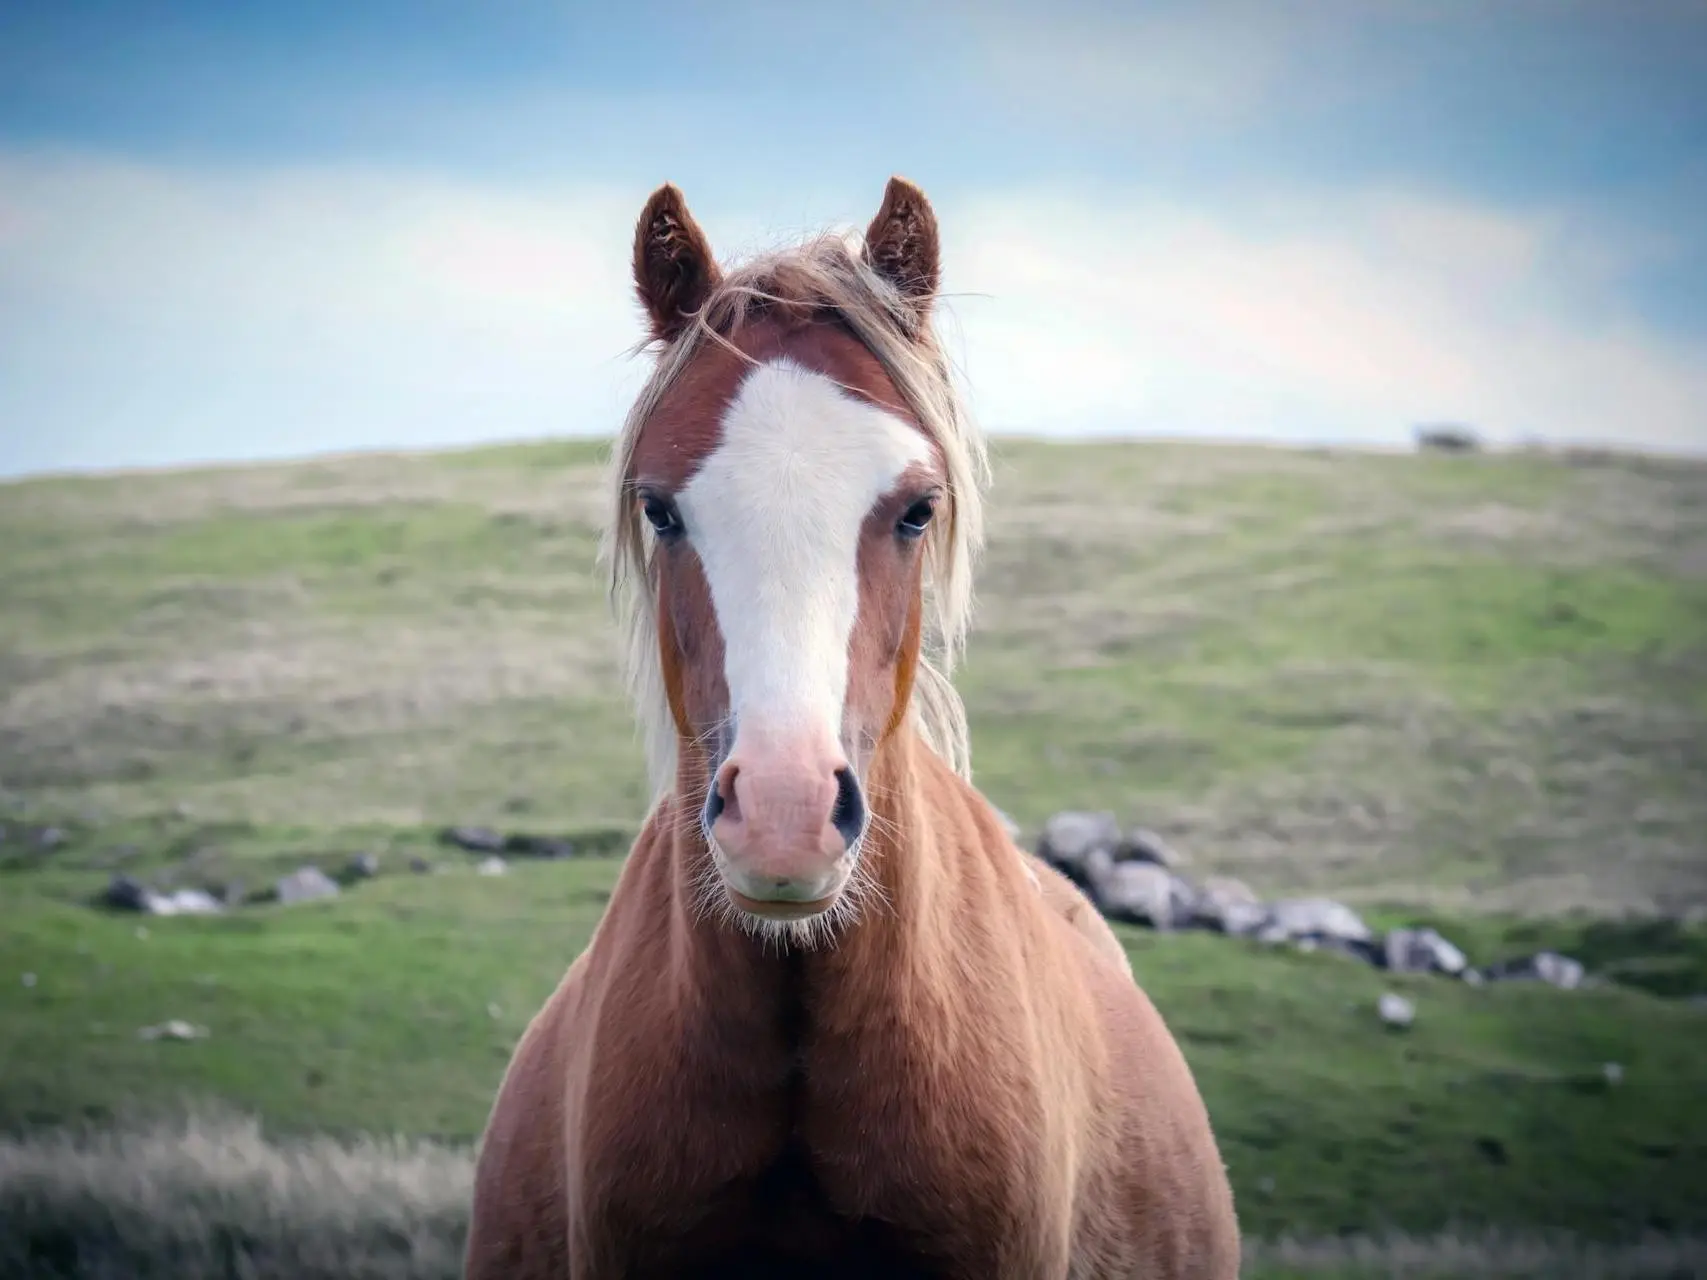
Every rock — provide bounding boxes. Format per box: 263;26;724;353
1191;876;1263;932
409;856;433;875
345;852;381;880
1265;898;1373;945
275;867;340;905
1484;950;1585;990
103;874;155;913
1092;861;1195;930
1313;934;1383;965
1378;992;1415;1028
442;825;505;853
1461;968;1486;987
477;856;508;877
1384;927;1468;976
1121;827;1188;869
1414;423;1481;453
151;888;224;916
1603;1062;1623;1086
36;827;67;851
1219;901;1272;937
21;972;36;988
503;834;575;859
1036;811;1122;888
138;1019;207;1042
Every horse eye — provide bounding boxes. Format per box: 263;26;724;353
642;495;683;538
896;498;936;539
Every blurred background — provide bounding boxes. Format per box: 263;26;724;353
1;3;1704;1277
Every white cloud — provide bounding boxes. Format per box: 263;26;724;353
934;186;1707;453
0;151;1703;478
0;152;650;474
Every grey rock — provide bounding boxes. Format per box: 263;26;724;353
504;834;575;859
1122;827;1189;869
138;1019;207;1042
1092;861;1195;929
1191;876;1262;932
1485;950;1585;990
1266;898;1373;945
1037;811;1122;887
1378;993;1415;1028
36;827;67;851
1461;968;1486;987
1384;927;1468;976
276;866;340;905
103;874;154;912
408;856;433;875
346;852;381;880
442;825;505;853
477;856;508;877
152;888;224;916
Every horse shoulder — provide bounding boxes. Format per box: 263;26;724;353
1076;947;1243;1278
465;953;587;1280
1022;850;1133;979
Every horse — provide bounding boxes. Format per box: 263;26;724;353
464;177;1240;1279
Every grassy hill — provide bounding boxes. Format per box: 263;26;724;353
3;437;1706;1273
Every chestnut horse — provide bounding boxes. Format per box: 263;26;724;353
465;178;1240;1278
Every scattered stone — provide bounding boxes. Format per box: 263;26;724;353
1191;876;1263;933
477;856;508;877
36;827;67;851
152;888;224;916
1265;898;1373;945
345;852;381;880
1484;951;1585;990
1377;993;1415;1029
103;874;155;913
21;972;36;988
1603;1062;1624;1086
503;834;575;859
1122;827;1189;869
138;1019;207;1042
99;873;224;916
134;926;148;940
1461;968;1486;987
409;856;434;875
1092;861;1195;929
487;1002;502;1019
1384;927;1468;977
1415;423;1481;453
442;825;505;853
275;866;341;905
1036;811;1122;888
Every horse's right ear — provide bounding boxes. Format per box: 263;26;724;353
633;184;722;344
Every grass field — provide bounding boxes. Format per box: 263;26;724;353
3;437;1706;1273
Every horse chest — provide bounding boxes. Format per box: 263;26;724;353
574;1021;1054;1278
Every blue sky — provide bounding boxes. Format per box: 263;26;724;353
2;0;1704;477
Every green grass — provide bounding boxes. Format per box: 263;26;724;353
3;825;1705;1242
3;437;1706;1263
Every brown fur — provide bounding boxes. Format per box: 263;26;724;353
467;179;1240;1278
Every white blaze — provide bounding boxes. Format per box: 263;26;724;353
676;358;930;741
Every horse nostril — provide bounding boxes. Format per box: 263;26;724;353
830;768;865;848
702;786;724;829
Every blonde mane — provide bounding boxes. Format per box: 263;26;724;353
600;230;991;797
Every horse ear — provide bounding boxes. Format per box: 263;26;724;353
633;183;722;343
862;176;940;312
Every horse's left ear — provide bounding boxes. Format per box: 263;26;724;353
862;176;940;312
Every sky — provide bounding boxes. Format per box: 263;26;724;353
1;0;1704;478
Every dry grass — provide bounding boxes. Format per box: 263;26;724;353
3;438;1704;903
